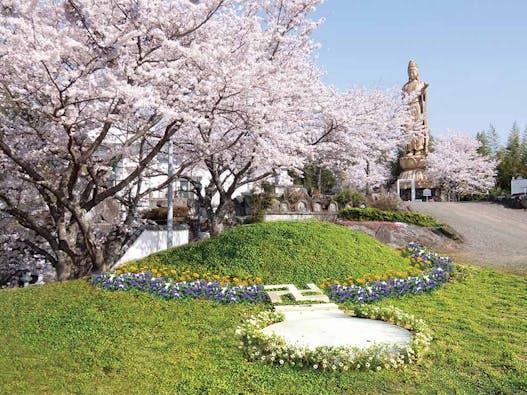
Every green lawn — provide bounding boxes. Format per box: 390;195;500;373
1;266;526;394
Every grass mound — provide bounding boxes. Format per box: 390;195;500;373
127;221;411;285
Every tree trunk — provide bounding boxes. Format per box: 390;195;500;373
209;216;223;236
207;200;232;236
317;167;322;194
54;251;77;281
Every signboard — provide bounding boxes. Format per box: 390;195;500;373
423;188;432;197
511;177;527;195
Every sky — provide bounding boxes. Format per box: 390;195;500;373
311;0;527;143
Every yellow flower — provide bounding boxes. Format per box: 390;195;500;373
193;273;200;278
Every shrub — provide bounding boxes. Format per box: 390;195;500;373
367;193;402;211
340;207;443;227
245;182;275;223
141;206;189;224
459;194;488;202
335;189;365;208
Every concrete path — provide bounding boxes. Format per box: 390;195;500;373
410;202;527;274
262;304;411;351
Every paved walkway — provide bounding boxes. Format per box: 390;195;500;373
410;202;527;274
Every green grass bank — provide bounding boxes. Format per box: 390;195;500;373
125;221;411;285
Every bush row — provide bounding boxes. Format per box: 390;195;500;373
340;207;443;227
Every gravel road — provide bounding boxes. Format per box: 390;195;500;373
410;202;527;274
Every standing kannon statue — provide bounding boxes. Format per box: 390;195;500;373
397;60;432;190
402;60;430;155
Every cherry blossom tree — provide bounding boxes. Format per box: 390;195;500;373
0;0;325;279
0;0;413;281
170;0;324;234
307;87;411;192
427;133;497;201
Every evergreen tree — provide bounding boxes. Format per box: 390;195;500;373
291;163;337;196
486;124;500;157
520;126;527;175
496;122;524;191
476;131;491;156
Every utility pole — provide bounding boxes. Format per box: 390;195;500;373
167;139;174;248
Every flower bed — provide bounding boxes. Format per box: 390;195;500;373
325;243;454;303
115;266;262;287
91;272;269;304
237;304;432;372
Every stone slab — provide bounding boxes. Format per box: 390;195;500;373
261;308;412;351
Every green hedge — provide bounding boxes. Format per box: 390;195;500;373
341;207;443;227
127;221;411;286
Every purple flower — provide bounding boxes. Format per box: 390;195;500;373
91;273;269;304
328;244;453;303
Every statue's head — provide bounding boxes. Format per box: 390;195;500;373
408;60;419;80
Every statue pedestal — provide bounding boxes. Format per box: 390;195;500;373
398;154;432;189
398;169;432;189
